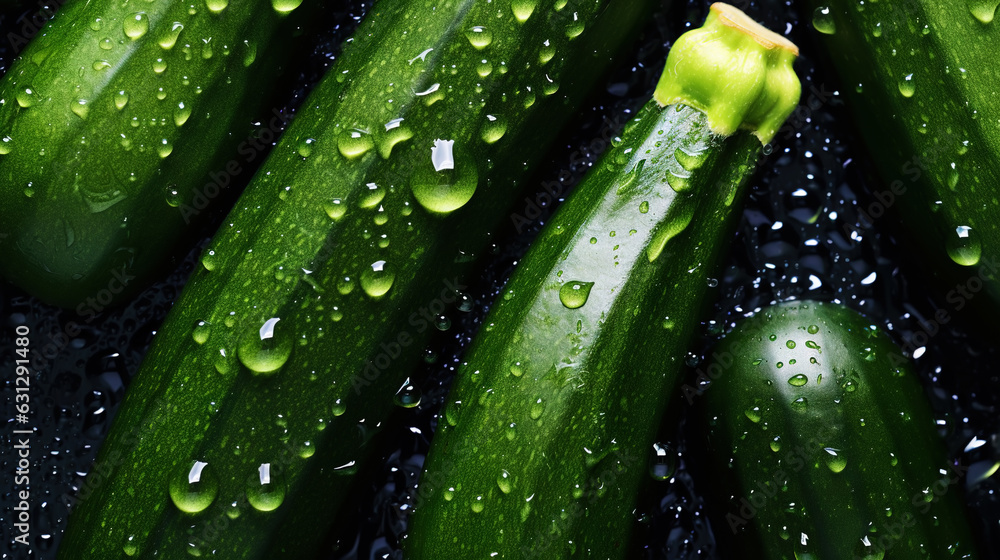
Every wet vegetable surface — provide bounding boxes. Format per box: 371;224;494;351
0;0;997;558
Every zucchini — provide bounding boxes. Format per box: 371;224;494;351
803;0;1000;307
405;5;800;557
0;0;305;308
57;0;656;558
702;300;978;559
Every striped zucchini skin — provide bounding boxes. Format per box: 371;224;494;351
405;100;762;559
804;0;1000;307
704;301;978;559
0;0;303;308
405;5;800;557
56;0;656;558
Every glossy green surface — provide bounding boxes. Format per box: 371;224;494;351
704;301;978;559
0;0;302;308
406;8;800;556
56;0;655;558
805;0;1000;306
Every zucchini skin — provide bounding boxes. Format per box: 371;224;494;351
803;0;1000;306
56;0;656;558
703;301;978;559
0;0;302;308
406;100;761;559
406;6;800;557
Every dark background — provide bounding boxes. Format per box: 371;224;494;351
1;0;997;558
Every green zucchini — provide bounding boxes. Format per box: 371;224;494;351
702;300;978;559
0;0;305;308
57;0;656;558
803;0;1000;307
405;5;800;557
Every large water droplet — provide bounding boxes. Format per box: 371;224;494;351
237;317;293;374
394;377;421;408
174;102;191;126
358;182;385;209
481;114;507;144
946;225;981;266
206;0;228;14
559;281;594;309
898;74;915;98
271;0;303;14
15;87;36;108
510;0;536;22
824;447;847;473
360;260;395;298
497;470;513;494
192;321;212;344
529;398;545;420
115;90;129;110
812;6;836;34
169;460;218;513
123;13;149;39
246;463;286;511
788;374;808;387
649;442;677;481
338;129;373;159
70;99;89;119
968;0;1000;24
159;22;184;49
324;198;346;220
411;139;478;214
465;26;493;49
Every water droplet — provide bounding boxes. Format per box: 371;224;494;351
411;139;478;214
770;436;782;452
324;198;346;220
511;0;536;22
465;26;493;49
968;0;1000;24
509;361;524;377
378;120;413;158
947;225;981;266
639;200;649;214
157;139;173;158
339;128;373;159
123;13;149;39
434;315;452;331
497;470;513;494
123;536;138;556
744;406;762;423
153;57;167;73
246;463;286;512
172;102;192;127
271;0;303;14
471;495;485;513
559;281;594;309
331;398;346;417
394;378;421;408
360;260;395;298
115;90;129;110
358;182;385;208
824;447;847;473
788;374;808;387
649;442;677;481
159;22;184;49
206;0;228;14
69;99;89;119
297;137;315;158
169;460;218;513
16;88;36;108
237;317;293;374
90;17;103;31
0;137;11;155
786;340;796;349
898;74;915;98
812;6;836;34
539;40;555;65
529;398;545;420
93;60;112;71
193;321;211;344
243;39;257;66
481;114;507;144
791;397;809;411
564;12;585;38
807;325;819;334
